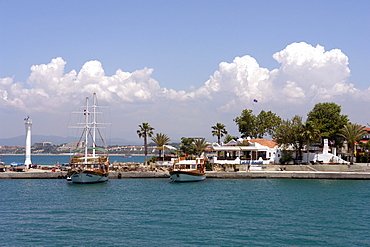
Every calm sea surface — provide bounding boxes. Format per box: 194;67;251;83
1;154;147;166
1;177;370;246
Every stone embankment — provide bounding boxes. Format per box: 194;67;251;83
205;171;370;180
0;171;68;179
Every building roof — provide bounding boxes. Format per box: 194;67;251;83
212;138;277;151
213;146;259;151
246;138;278;149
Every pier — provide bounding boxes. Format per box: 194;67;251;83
2;169;370;180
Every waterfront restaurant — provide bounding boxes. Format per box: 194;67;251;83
210;138;278;170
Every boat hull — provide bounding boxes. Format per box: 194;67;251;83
170;171;206;182
70;171;109;184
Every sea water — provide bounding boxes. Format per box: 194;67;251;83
0;154;148;166
0;178;369;246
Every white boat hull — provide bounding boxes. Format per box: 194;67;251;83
70;171;108;184
170;171;206;182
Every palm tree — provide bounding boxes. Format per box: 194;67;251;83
212;123;228;144
301;121;320;164
223;134;237;144
338;123;366;163
151;133;171;158
192;138;209;157
137;122;154;165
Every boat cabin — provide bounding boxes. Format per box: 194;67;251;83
172;157;205;171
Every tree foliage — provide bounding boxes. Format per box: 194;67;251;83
234;109;256;138
179;137;196;156
151;133;171;157
211;123;228;144
279;150;294;165
338;123;366;163
234;109;282;138
301;120;321;164
137;122;154;164
306;102;349;141
274;115;305;162
256;110;282;138
192;138;209;156
223;134;238;144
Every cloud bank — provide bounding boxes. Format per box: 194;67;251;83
1;42;369;140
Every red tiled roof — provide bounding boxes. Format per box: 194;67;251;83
246;138;278;148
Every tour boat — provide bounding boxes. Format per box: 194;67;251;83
169;157;206;182
67;93;110;184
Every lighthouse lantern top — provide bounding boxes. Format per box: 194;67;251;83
24;116;32;125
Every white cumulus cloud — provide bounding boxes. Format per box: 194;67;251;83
0;42;368;140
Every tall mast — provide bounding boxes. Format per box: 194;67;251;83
92;93;97;157
84;96;89;163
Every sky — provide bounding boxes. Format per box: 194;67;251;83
0;0;369;144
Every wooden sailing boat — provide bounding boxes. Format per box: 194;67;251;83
169;157;206;182
67;93;110;184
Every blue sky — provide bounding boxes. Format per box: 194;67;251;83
0;0;369;143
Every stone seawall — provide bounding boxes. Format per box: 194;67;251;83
205;171;370;180
0;171;169;179
0;172;68;179
2;170;370;180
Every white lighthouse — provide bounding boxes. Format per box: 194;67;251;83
24;116;32;168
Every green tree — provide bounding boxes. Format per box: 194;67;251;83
151;133;171;158
234;109;257;138
256;110;282;138
179;137;196;156
223;134;238;144
211;123;228;144
279;150;294;165
307;102;349;143
192;138;209;157
137;122;154;164
338;123;366;163
301;121;321;164
274;115;305;163
234;109;282;138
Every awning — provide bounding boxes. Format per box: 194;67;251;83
157;145;177;150
212;146;259;151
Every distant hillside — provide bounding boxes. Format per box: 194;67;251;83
0;135;140;146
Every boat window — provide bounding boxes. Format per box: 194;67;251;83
191;165;196;169
186;165;190;169
86;165;91;168
94;164;99;168
175;165;179;169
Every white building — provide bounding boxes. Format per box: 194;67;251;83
210;138;278;166
210;138;348;167
301;139;348;164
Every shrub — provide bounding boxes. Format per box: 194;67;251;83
280;150;293;165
